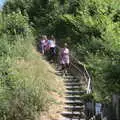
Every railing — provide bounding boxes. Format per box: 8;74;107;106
70;54;92;94
56;45;92;94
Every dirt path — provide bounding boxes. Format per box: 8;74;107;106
32;49;65;120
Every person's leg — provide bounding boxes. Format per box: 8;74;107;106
52;47;56;62
61;63;65;71
64;57;70;74
49;47;53;62
64;63;68;74
66;63;70;72
62;64;66;76
41;45;44;55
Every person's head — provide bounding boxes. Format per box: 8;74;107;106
64;43;68;48
51;35;55;41
42;35;47;40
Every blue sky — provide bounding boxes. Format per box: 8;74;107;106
0;0;5;8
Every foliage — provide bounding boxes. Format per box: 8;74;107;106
0;56;49;120
4;11;30;36
2;0;120;104
52;0;120;102
0;4;59;119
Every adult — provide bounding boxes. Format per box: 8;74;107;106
40;35;46;55
43;35;48;53
60;43;70;74
48;35;56;62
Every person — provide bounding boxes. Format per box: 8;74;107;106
48;35;56;62
40;35;48;55
43;35;48;54
60;43;70;74
40;35;46;55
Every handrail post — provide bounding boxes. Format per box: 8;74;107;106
87;78;91;94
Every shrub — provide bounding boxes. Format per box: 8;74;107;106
3;10;30;37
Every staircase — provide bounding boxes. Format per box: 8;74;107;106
58;71;86;120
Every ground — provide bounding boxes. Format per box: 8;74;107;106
38;53;66;120
16;47;65;120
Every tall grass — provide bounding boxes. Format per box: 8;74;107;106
0;10;65;120
0;32;51;119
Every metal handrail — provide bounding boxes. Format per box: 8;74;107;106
56;45;92;94
70;54;92;94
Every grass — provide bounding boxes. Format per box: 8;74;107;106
0;34;65;120
0;11;65;120
11;47;65;120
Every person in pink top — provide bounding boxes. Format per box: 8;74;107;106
60;43;70;73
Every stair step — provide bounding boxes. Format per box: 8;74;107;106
60;117;85;120
65;91;85;95
65;76;76;79
65;100;83;103
64;79;79;83
61;111;81;117
65;75;77;80
64;105;85;111
65;96;82;100
61;111;85;119
64;73;73;76
65;83;81;86
65;100;84;106
66;86;82;91
55;71;63;76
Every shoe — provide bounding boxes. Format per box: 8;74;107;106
65;70;68;75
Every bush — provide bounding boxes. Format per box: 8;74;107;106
0;32;48;120
0;34;10;56
0;68;48;120
3;10;30;37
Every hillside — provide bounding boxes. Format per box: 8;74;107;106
16;48;65;120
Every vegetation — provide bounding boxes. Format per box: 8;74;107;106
0;0;120;119
0;3;64;120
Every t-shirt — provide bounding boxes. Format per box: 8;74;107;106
41;39;45;46
61;48;69;59
49;40;56;48
60;48;70;64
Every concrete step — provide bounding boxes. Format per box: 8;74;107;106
64;79;80;83
65;76;76;79
61;111;85;119
65;100;84;106
65;96;82;100
64;73;73;76
65;91;85;95
64;105;85;111
55;71;63;76
64;77;78;80
61;111;81;118
59;117;85;120
65;83;81;86
66;86;82;91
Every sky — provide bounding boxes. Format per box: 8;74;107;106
0;0;5;8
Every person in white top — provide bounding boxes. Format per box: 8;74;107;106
48;35;56;62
